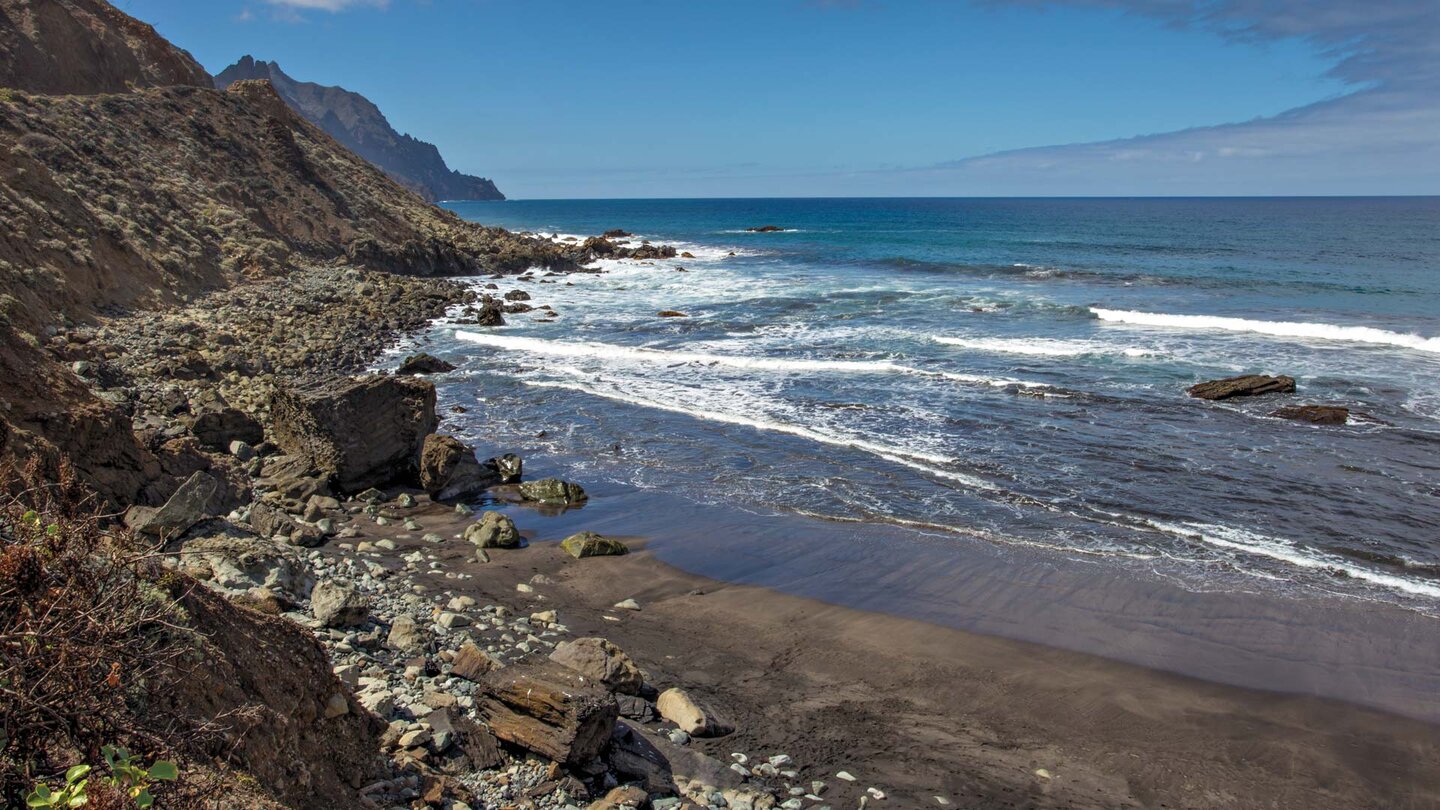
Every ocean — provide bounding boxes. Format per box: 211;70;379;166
421;197;1440;618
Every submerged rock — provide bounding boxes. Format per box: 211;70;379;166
560;531;628;559
1187;374;1296;401
658;310;688;318
395;352;456;375
1270;404;1350;425
517;477;587;505
745;225;785;233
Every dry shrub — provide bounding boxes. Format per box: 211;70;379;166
0;458;191;804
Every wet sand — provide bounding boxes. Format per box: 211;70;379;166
355;498;1440;809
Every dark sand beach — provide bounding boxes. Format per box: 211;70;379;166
323;496;1440;809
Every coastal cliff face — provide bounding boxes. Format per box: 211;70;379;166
0;0;210;93
215;56;505;203
0;0;581;504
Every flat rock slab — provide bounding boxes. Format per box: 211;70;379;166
1187;374;1296;401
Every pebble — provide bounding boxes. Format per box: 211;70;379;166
613;598;641;611
836;772;857;782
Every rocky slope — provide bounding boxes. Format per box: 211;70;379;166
0;0;210;94
0;0;630;504
216;56;505;203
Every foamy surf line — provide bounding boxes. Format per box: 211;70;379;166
522;378;1000;491
1146;520;1440;600
1092;309;1440;354
455;331;1047;388
935;336;1155;358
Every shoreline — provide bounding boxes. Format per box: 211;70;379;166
316;496;1440;808
88;248;1440;806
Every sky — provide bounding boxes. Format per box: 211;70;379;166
118;0;1439;198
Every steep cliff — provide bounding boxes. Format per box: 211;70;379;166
0;0;210;94
216;56;505;202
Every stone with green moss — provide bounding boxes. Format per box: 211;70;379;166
560;531;628;559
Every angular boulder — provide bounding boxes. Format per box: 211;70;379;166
561;531;628;559
656;687;734;737
1270;405;1350;425
549;637;644;695
475;661;619;766
310;581;369;628
1187;374;1296;401
451;641;502;682
518;477;587;505
419;434;499;500
125;470;218;538
464;511;520;549
269;375;437;494
487;452;523;484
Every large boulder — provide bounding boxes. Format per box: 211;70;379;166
549;638;644;695
475;661;618;766
177;531;314;601
561;531;628;559
464;511;520;549
518;478;587;505
124;470;218;538
310;581;369;628
1187;374;1296;401
268;375;436;494
419;434;499;500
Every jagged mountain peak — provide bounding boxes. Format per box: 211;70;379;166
215;56;503;202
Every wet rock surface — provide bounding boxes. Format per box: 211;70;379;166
1187;374;1297;401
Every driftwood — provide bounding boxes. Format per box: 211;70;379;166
475;661;617;766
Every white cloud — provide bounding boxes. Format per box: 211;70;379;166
262;0;388;11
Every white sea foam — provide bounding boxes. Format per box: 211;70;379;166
523;378;999;491
1146;520;1440;599
934;336;1156;358
455;331;1047;388
1092;309;1440;354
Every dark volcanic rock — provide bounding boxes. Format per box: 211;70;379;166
418;433;498;500
396;352;456;376
602;229;633;238
1187;374;1296;401
746;225;785;233
1270;405;1350;425
191;406;264;449
268;375;437;494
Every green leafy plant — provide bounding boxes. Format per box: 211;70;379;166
21;750;178;809
101;746;178;809
23;764;90;808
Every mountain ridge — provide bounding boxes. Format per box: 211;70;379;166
215;55;504;203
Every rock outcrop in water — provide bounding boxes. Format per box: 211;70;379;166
1187;374;1297;401
1270;404;1350;425
215;56;505;203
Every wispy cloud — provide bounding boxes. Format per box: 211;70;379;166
261;0;388;12
929;0;1440;194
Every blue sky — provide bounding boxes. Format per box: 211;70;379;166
119;0;1438;198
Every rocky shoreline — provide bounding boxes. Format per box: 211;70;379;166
59;240;863;809
50;247;1437;810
